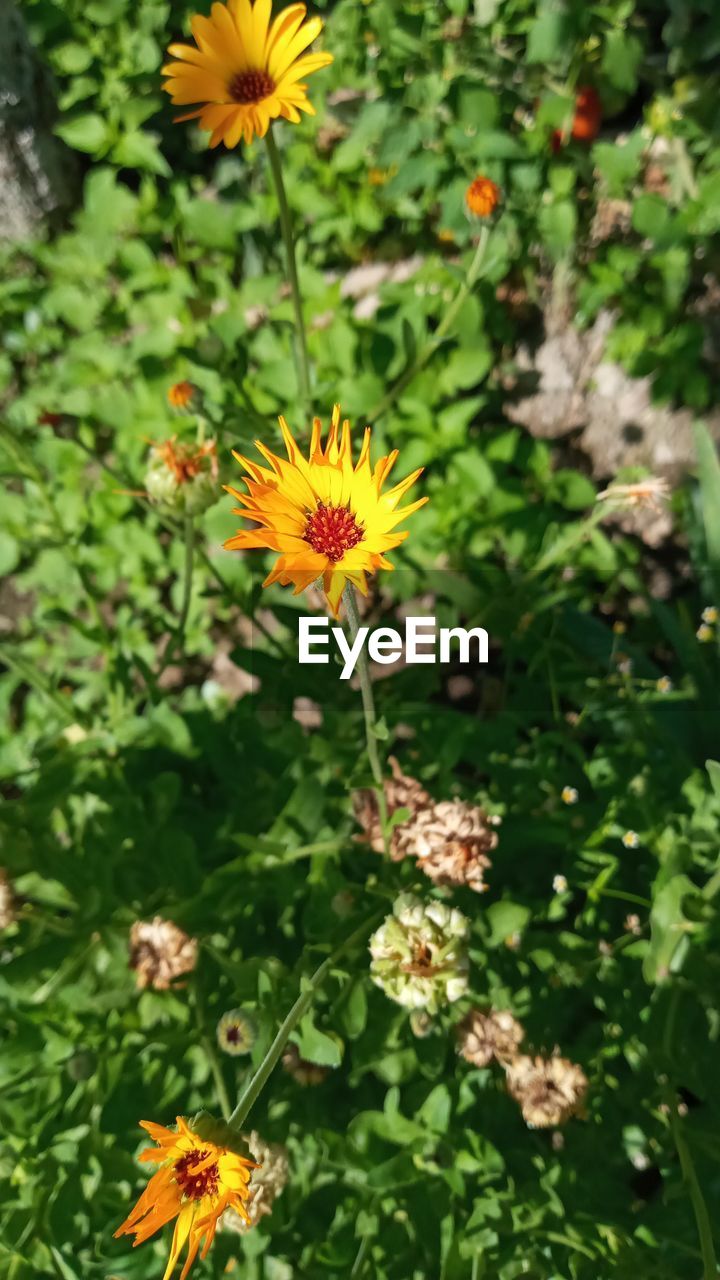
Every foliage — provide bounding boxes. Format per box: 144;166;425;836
2;1;720;1278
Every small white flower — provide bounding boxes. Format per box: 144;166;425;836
656;676;673;693
553;874;568;894
561;786;579;805
622;830;640;849
697;623;714;643
702;606;718;625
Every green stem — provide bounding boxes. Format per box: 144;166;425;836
227;910;382;1129
534;504;607;574
343;584;391;856
368;225;490;425
265;127;312;413
662;987;718;1278
160;514;195;672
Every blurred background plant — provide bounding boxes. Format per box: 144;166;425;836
1;0;720;1277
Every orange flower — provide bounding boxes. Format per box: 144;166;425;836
223;405;427;617
552;86;602;151
151;436;218;486
115;1115;257;1280
168;381;197;410
465;176;501;219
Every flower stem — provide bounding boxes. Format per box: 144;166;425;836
368;225;490;425
662;987;718;1278
160;514;195;672
227;909;382;1129
343;584;391;856
265;127;312;413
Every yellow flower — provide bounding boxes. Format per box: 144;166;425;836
115;1116;256;1280
465;175;501;218
224;405;428;616
162;0;333;148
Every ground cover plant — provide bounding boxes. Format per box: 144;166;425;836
1;0;720;1277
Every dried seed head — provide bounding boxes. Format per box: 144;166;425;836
221;1130;288;1232
456;1008;525;1068
405;798;496;893
353;756;432;860
129;916;198;991
369;892;469;1014
505;1054;588;1128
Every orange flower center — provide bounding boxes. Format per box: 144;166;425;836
174;1149;220;1200
228;69;276;104
304;503;364;562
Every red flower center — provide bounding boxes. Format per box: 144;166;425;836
228;69;276;104
174;1149;220;1200
304;503;364;563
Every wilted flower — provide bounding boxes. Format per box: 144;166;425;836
656;676;673;693
115;1115;256;1276
505;1054;588;1127
561;786;579;805
624;913;642;935
456;1007;525;1068
129;917;198;991
162;0;333;149
221;1131;289;1232
622;830;640;849
612;620;627;635
224;405;427;617
552;874;568;894
369;892;469;1014
702;606;718;625
281;1042;329;1087
405;799;496;893
0;869;16;930
697;623;714;643
217;1009;256;1056
145;435;218;514
615;654;633;676
167;380;197;410
597;476;670;511
465;175;501;219
353;756;431;861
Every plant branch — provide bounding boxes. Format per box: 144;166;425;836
265;127;312;414
227;910;382;1129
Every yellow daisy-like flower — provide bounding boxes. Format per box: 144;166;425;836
115;1116;257;1280
162;0;333;148
224;405;428;616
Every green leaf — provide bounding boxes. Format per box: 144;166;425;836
485;900;530;947
602;31;643;93
527;12;569;64
693;420;720;596
294;1013;343;1067
56;113;110;154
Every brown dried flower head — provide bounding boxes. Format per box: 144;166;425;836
353;759;497;893
353;756;431;861
282;1042;329;1087
408;799;496;892
505;1053;588;1128
221;1130;289;1233
129;916;198;991
0;869;16;930
456;1007;525;1068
